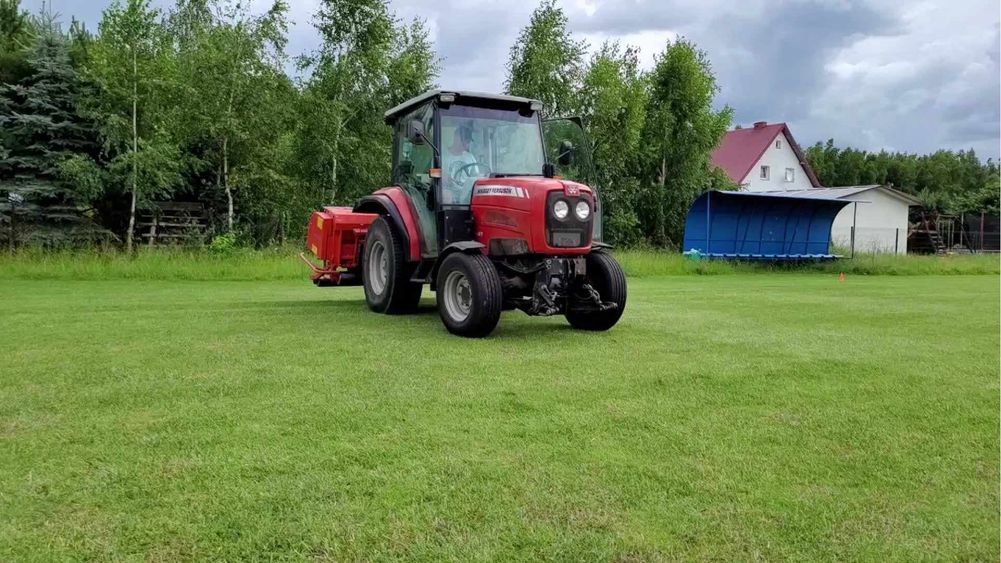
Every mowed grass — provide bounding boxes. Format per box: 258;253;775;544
0;273;997;560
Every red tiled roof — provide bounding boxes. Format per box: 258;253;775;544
711;122;821;187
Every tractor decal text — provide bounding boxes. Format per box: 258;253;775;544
474;185;527;198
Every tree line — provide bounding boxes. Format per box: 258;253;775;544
805;140;999;216
0;0;437;250
0;0;994;251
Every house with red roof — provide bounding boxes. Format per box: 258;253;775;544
710;121;923;254
711;121;820;191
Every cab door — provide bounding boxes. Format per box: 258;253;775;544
542;117;603;242
393;103;439;256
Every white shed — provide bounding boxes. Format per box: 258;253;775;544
762;186;923;254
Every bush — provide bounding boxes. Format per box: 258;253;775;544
209;232;238;253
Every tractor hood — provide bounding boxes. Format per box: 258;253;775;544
470;176;595;255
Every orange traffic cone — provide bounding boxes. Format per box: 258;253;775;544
838;272;846;282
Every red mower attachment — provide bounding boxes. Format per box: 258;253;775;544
300;207;378;286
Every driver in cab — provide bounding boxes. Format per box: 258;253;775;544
443;124;479;204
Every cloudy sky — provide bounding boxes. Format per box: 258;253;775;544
27;0;1001;159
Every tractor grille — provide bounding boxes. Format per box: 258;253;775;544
546;190;593;248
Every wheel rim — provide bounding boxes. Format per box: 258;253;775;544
367;240;389;295
442;269;472;322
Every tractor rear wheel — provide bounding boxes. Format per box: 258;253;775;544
362;216;422;314
565;251;627;331
435;252;502;337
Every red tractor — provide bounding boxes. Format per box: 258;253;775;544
302;90;626;337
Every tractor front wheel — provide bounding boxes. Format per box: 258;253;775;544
565;251;627;331
362;216;422;314
435;252;502;337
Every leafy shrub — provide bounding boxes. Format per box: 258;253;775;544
209;232;238;253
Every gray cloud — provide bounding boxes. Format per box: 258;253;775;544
704;2;897;123
22;0;1001;159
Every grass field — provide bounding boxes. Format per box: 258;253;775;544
1;268;998;560
1;248;997;281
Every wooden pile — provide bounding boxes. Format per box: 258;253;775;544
138;202;209;246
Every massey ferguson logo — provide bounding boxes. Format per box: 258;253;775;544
563;183;580;196
474;185;528;198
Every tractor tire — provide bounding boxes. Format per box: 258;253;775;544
362;216;422;314
435;252;503;337
565;251;627;331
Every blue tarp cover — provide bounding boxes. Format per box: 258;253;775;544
682;190;852;261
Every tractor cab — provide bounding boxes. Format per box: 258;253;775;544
304;90;626;337
383;90;593;257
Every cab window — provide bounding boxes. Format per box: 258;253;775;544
394;103;437;255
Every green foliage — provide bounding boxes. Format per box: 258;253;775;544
805;139;999;214
208;230;237;252
87;0;169;155
0;0;35;85
0;23;108;247
57;153;106;200
506;4;731;248
293;0;439;208
580;42;647;245
505;0;586;118
168;0;292;231
105;134;183;201
85;0;177;250
637;38;732;247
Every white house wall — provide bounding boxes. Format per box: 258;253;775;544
740;132;814;192
830;189;911;254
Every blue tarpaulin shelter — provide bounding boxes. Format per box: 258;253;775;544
682;190;853;261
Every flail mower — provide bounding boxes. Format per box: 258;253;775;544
301;90;626;337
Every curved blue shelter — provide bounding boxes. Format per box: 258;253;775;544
682;190;852;260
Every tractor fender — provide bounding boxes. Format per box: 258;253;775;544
353;193;420;262
430;241;486;288
591;241;613;250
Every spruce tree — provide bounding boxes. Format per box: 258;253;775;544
0;26;107;247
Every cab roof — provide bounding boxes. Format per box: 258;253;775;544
384;89;543;124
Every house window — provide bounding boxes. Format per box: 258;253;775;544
785;168;795;182
775;140;782;149
760;165;770;180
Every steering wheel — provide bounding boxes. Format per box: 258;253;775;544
451;162;492;185
443;162;493;204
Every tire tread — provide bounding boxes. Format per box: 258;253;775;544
436;252;502;337
565;251;627;331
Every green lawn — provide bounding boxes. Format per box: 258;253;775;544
1;274;997;560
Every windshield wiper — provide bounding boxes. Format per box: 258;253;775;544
490;173;543;178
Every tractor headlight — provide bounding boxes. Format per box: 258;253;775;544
575;200;590;221
553;199;569;220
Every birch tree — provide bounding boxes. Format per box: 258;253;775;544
170;0;289;232
88;0;177;251
296;0;437;206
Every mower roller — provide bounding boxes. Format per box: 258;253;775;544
301;90;626;337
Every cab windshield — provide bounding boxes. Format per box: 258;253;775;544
439;105;545;205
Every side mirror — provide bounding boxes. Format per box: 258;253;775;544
557;140;574;166
407;119;426;145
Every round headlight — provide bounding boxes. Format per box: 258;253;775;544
575;200;591;221
553;200;569;220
